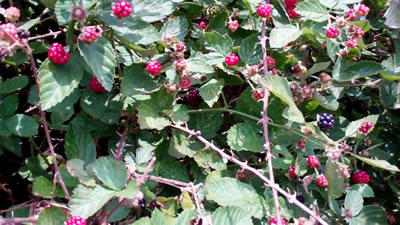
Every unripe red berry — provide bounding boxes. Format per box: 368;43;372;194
199;21;207;29
225;53;240;66
146;60;162;76
89;77;105;93
286;6;298;19
317;175;328;187
290;83;299;91
175;41;185;52
291;65;302;74
237;170;247;181
0;23;19;43
359;121;373;134
388;214;397;225
285;0;298;7
80;27;101;44
352;170;370;184
297;140;306;149
307;155;320;168
228;20;239;32
319;72;332;84
289;164;296;178
247;65;259;76
48;43;70;64
345;8;357;21
71;6;87;23
271;68;279;75
65;216;87;225
326;26;340;39
175;59;187;71
348;25;364;39
253;89;265;100
269;217;287;225
267;56;276;69
357;4;370;17
180;76;192;89
5;7;20;22
113;0;133;19
298;217;307;225
302;86;313;99
257;2;273;18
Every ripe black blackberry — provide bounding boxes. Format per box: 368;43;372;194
187;88;201;107
16;29;30;39
317;113;335;131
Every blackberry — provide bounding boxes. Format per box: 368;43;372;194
17;29;30;39
187;89;201;107
317;113;335;131
139;199;146;209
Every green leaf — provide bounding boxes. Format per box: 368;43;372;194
137;88;174;130
258;75;305;123
187;106;223;139
0;75;29;94
70;184;116;219
348;152;400;172
352;184;374;198
133;217;152;225
37;207;67;225
38;53;84;110
151;208;171;225
168;130;199;158
206;177;265;218
0;94;19;117
271;145;294;169
115;180;139;198
66;159;96;187
199;79;224;107
345;115;379;137
296;0;329;22
227;123;264;152
194;149;227;171
350;206;388;225
326;159;345;198
212;207;253;225
204;32;233;56
93;157;128;190
64;124;96;165
380;82;398;107
0;119;11;137
132;0;176;23
5;114;38;137
270;25;302;48
159;159;190;182
313;93;339;111
107;200;131;222
32;176;64;198
186;53;215;73
78;38;116;91
333;61;384;82
239;33;262;65
121;64;159;96
47;88;80;113
160;17;188;41
345;190;364;216
381;53;400;80
304;62;330;77
55;0;96;25
165;104;189;125
174;210;197;225
235;88;263;119
326;39;340;62
384;0;400;29
80;90;123;124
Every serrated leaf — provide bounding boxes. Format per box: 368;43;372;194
115;180;139;198
345;190;364;216
204;32;233;56
270;25;301;48
163;104;189;125
380;82;398;107
37;207;67;225
93;157;128;190
326;159;345;198
174;210;196;225
168;130;199;158
326;39;340;61
313;93;339;111
78;38;116;91
239;33;262;65
348;152;400;172
296;0;329;22
66;159;96;187
206;177;265;218
0;94;18;117
132;0;176;23
70;185;116;219
137;88;174;130
304;62;330;77
186;53;215;73
350;206;388;225
0;75;29;94
194;149;227;171
132;217;152;225
39;53;84;110
5;114;38;137
199;79;224;107
333;61;384;82
187;106;223;139
80;90;123;124
212;207;253;225
121;64;159;96
384;0;400;29
159;159;190;182
151;208;171;225
227;123;263;152
161;17;188;41
64;124;96;165
258;75;305;123
32;176;64;199
352;184;374;198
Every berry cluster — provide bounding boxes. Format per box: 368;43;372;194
359;121;373;134
253;89;265;101
113;0;133;19
317;113;335;131
345;4;370;21
146;60;162;76
225;53;240;66
257;2;273;18
89;77;105;93
175;58;187;71
285;0;298;19
0;23;18;43
352;170;370;184
307;155;320;168
266;56;276;69
65;216;87;225
269;217;287;225
80;27;101;44
317;175;328;187
5;7;20;22
48;43;70;64
326;26;340;39
290;83;313;104
228;20;239;32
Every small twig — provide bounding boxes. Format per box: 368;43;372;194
191;183;203;217
0;215;38;224
27;29;65;41
171;124;329;225
115;125;129;162
136;156;156;187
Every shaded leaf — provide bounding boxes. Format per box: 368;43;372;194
93;157;129;190
227;123;263;152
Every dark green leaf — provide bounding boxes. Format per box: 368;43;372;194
64;124;96;165
204;32;233;56
0;76;29;94
227;122;264;152
93;157;129;190
37;207;67;225
5;114;38;137
80;90;123;124
239;33;262;65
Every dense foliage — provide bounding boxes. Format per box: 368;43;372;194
0;0;400;224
